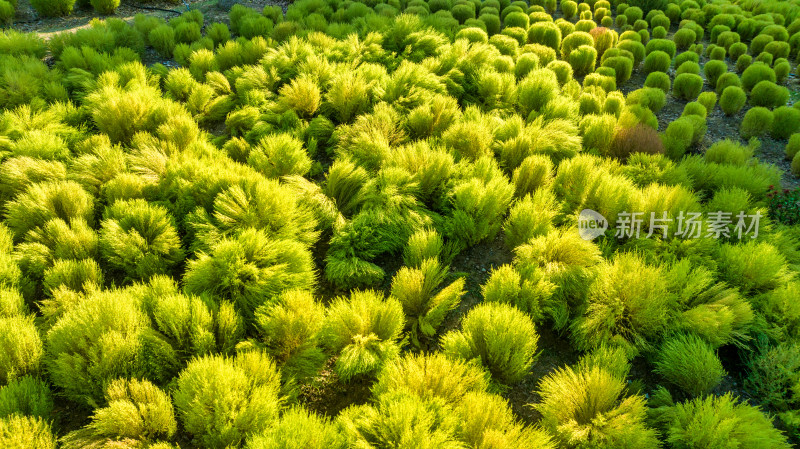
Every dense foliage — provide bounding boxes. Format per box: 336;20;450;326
0;0;799;446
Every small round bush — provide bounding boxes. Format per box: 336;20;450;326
479;14;501;34
627;87;666;114
611;123;664;159
771;106;800;139
561;0;577;18
30;0;75;16
633;19;648;31
750;80;789;108
709;45;727;60
616;39;645;65
697;91;717;113
774;59;791;83
672;73;703;100
674;50;699;68
682;101;707;118
602;56;633;84
786;134;800;160
452;3;476;22
740;107;774;139
652;25;667;39
456;26;488;43
600;15;613;27
90;0;118;14
719;86;746;116
655;334;726;397
503;10;528;28
715;72;741;95
546;60;573;85
735;54;752;73
764;40;790;60
644;50;670;73
442;302;538;385
527;21;561;50
728;42;747;61
674;27;697;50
650;13;670;29
676;61;701;76
645;38;676;58
560;31;594;59
742;62;776;91
568;44;597;76
624;5;643;23
644;71;671;92
703;60;728;89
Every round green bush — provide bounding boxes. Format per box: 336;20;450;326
771;106;800;139
673;73;703;101
456;26;488;43
709;45;727;60
749;80;789;108
644;71;670;92
674;50;699;69
697;91;717;113
624;5;643;22
527;21;561;50
681;101;707;118
740;106;774;139
754;51;773;66
615;14;627;28
627;87;666;114
674;27;696;50
716;30;740;51
452;3;476;22
602;56;633;84
546;60;573;85
30;0;75;16
645;38;676;58
655;334;726;397
715;72;741;95
560;30;594;59
719;86;746;115
561;0;577;18
0;1;13;24
774;59;791;83
652;25;667;38
643;50;670;73
786;134;800;160
735;54;752;73
741;62;776;91
703;60;728;89
651;13;670;29
764;40;790;60
441;302;539;385
479;14;501;34
676;61;700;76
568;44;597;76
90;0;118;14
728;42;747;61
616;39;645;65
600;15;613;27
503;10;528;28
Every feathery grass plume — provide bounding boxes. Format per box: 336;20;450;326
442;118;493;161
0;415;56;448
403;229;445;269
84;74;179;145
0;314;42;385
572;252;676;354
99;199;184;282
387;141;454;206
503;189;559;250
16;217;97;276
656;392;791;449
717;241;790;295
67;144;126;196
0;157;67;204
443;158;514;249
0;287;25;318
321;290;404;381
513;228;602;328
61;378;176;449
0;376;53;419
42;259;103;296
535;363;659;448
750;80;789;109
5;180;93;241
278;76;321;119
441;302;538;385
404;94;460;140
512;154;554;198
654;333;726;396
338;392;461;449
333;102;405;171
10;130;69;161
187;176;319;252
46;288;177;408
372;352;489;405
248;133;312;179
481;263;555;321
246;406;345;449
455;390;557;448
322;159;370;218
253;289;325;382
744;341;800;415
184;228;314;321
174;351;282;449
133;276;216;360
391;258;464;346
515;68;559;119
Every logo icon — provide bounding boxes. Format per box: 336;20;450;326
578;209;608;241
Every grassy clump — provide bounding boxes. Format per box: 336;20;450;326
654;333;726;396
